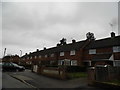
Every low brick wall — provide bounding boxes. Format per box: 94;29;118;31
87;67;95;85
37;66;67;79
93;81;120;88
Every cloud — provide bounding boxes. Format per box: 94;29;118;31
2;2;118;57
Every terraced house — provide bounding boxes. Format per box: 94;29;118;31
21;32;120;70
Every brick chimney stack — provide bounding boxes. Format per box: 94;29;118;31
111;32;115;38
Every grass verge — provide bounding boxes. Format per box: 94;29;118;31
67;72;87;79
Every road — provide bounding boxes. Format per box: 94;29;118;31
3;70;104;89
2;72;33;88
0;71;2;90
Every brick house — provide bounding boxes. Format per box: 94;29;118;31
2;55;20;64
21;32;120;68
83;32;120;67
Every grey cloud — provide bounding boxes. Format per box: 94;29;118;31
2;2;118;57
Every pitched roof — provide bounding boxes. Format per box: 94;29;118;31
85;35;120;49
33;40;86;56
22;35;120;57
21;40;86;57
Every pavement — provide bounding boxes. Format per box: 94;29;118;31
6;70;104;89
2;72;33;88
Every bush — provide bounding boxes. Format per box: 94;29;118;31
67;72;87;79
66;66;87;72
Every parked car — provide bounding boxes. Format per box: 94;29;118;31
2;62;25;72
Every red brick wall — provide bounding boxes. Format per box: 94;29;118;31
114;52;120;60
96;47;112;53
58;51;80;60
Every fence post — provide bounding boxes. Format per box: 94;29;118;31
87;67;95;85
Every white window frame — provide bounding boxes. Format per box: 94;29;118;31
113;60;120;67
70;50;76;55
113;46;120;53
89;49;96;54
64;59;71;65
35;56;37;59
60;52;64;56
58;60;64;65
39;55;41;58
29;61;32;64
27;57;29;59
71;60;77;66
30;56;32;59
45;55;48;58
50;53;54;57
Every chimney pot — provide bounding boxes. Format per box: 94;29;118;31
72;39;76;43
36;49;39;52
44;47;46;50
111;32;115;38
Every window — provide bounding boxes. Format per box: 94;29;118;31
71;60;77;66
70;50;75;55
34;56;37;59
39;61;41;64
58;60;64;65
50;61;55;65
113;46;120;52
89;49;96;54
30;57;32;59
64;59;71;65
27;57;29;59
113;60;120;66
60;52;64;56
50;53;54;57
39;55;41;58
29;61;32;64
45;55;48;58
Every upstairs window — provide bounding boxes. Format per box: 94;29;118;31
45;55;48;58
50;53;54;57
70;50;75;55
89;49;96;54
60;52;64;56
30;57;32;59
34;56;37;59
39;55;41;58
113;46;120;52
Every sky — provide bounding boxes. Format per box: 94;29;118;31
1;0;119;58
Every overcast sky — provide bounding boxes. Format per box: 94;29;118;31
1;1;119;58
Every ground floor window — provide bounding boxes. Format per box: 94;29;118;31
83;61;91;66
113;60;120;67
71;60;77;66
58;59;77;66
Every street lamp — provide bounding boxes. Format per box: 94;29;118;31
3;48;6;57
20;50;22;57
19;50;22;65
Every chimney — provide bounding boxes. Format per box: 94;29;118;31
25;53;27;55
111;32;115;38
36;49;39;52
44;47;46;50
72;39;76;43
57;43;61;47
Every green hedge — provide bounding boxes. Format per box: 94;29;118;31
65;66;87;72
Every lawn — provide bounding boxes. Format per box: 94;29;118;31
105;79;120;86
67;72;87;79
